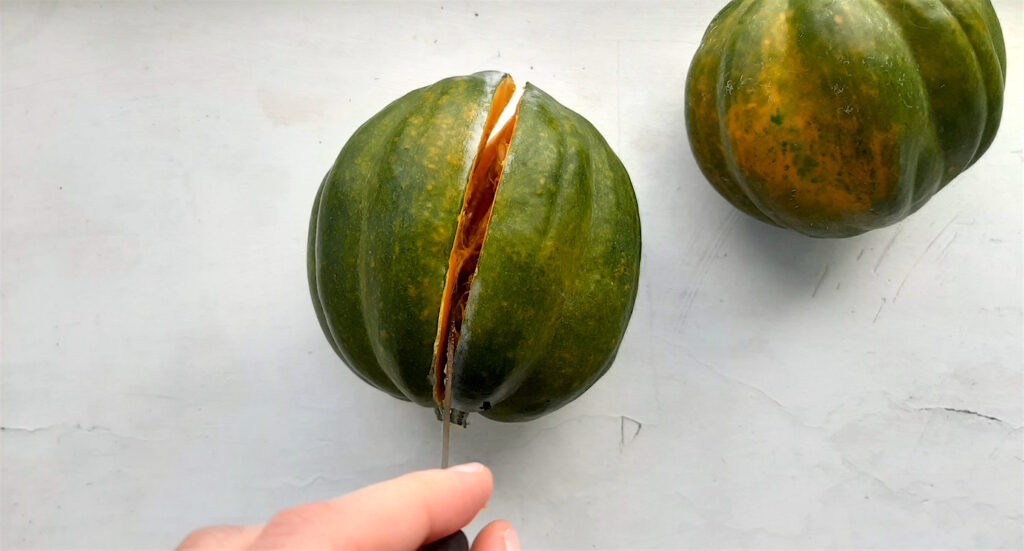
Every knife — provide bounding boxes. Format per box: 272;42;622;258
421;327;470;551
441;325;457;468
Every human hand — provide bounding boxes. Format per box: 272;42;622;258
178;462;518;551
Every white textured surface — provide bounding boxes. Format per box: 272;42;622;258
2;1;1022;549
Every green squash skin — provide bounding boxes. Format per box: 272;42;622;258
685;0;1006;238
309;72;508;406
453;84;642;422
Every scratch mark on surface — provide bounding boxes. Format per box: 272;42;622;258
893;263;920;302
873;226;903;273
1;423;145;440
835;281;842;290
284;474;346;489
812;264;830;298
927;216;957;252
1011;149;1023;162
678;211;738;327
856;248;865;261
917;407;1018;427
684;353;824;431
620;416;642;450
938;232;958;262
0;425;53;434
909;407;937;456
894;215;956;302
872;298;887;323
840;457;902;498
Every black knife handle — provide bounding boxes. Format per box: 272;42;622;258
420;530;469;551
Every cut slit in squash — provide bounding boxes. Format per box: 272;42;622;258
431;76;522;408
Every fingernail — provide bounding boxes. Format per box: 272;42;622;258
448;462;484;473
504;527;520;551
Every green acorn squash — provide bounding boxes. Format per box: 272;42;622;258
308;72;641;422
686;0;1006;237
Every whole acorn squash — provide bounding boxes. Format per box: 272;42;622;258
308;72;641;422
686;0;1006;237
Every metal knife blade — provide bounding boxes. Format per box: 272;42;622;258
423;328;470;551
441;324;457;468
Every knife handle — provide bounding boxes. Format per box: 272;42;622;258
420;530;469;551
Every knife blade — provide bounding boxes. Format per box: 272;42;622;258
441;323;457;468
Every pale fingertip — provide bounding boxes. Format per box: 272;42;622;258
470;520;513;551
177;525;262;551
503;527;520;551
448;461;485;473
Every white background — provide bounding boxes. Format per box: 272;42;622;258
2;1;1022;549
